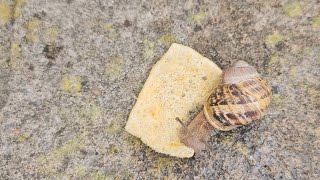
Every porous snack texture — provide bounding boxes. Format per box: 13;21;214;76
125;43;222;157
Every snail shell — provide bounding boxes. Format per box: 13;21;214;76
178;60;272;153
204;60;272;131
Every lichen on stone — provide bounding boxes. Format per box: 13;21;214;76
289;66;299;77
9;42;22;70
106;121;121;135
36;134;86;175
13;0;26;19
89;170;111;180
16;132;31;143
273;94;285;110
79;101;103;123
222;133;235;145
158;34;177;46
0;3;11;25
312;16;320;28
283;1;302;17
103;23;113;32
24;18;40;43
72;165;87;178
100;22;118;38
306;85;320;107
105;55;124;80
0;0;25;24
58;107;73;121
62;75;82;94
45;26;60;43
234;142;249;157
106;112;125;135
308;127;320;137
265;32;284;48
123;133;144;148
24;17;40;31
108;145;120;156
142;39;155;60
189;11;208;24
155;157;173;168
269;54;280;65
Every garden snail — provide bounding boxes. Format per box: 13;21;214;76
177;60;272;153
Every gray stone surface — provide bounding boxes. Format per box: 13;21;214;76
0;0;319;179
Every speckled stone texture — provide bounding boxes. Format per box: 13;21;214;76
0;0;319;179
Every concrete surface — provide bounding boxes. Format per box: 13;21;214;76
0;0;319;179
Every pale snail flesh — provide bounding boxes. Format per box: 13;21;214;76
178;60;272;153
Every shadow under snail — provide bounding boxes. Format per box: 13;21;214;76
177;60;272;153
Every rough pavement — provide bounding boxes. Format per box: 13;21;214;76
0;0;319;179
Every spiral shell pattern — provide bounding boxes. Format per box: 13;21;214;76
204;60;272;131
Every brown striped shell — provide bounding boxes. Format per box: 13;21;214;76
203;60;272;131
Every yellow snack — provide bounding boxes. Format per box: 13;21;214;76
125;43;222;157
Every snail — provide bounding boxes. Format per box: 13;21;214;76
177;60;272;153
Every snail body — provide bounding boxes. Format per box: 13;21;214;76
178;60;272;152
